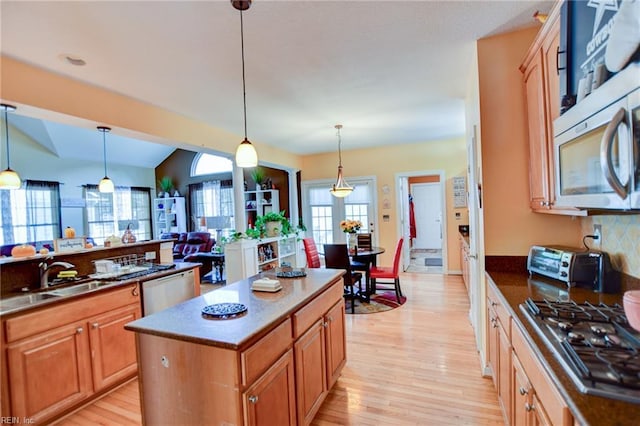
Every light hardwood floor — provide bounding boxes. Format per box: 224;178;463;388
55;272;502;425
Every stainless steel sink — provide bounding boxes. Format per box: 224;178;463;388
1;292;61;310
47;281;111;296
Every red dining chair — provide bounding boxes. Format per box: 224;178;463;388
302;237;321;268
369;238;404;303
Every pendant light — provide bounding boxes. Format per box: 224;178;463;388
330;124;354;198
97;126;114;193
232;0;258;168
0;104;22;190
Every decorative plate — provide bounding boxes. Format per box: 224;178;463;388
201;303;248;320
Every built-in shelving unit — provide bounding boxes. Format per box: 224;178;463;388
224;235;299;284
244;190;279;229
153;197;187;238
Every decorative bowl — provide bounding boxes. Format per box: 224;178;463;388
623;290;640;332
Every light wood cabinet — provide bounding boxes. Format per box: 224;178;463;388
325;300;346;388
520;3;582;215
6;321;93;422
486;278;573;426
243;349;296;426
87;303;140;391
1;284;141;423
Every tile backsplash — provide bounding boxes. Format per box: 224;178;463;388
582;215;640;278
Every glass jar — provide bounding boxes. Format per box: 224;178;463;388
348;233;358;255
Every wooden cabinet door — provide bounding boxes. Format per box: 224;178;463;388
512;352;532;426
542;17;561;209
294;319;327;425
531;393;553;426
324;300;346;388
87;303;140;391
524;49;551;211
498;320;512;424
487;303;499;390
244;349;296;426
7;321;92;422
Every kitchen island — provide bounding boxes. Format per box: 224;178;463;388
486;265;640;426
125;268;346;426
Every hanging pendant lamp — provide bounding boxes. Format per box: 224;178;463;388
97;126;115;193
232;0;258;168
330;124;354;198
0;104;22;190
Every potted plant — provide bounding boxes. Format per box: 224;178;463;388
250;167;266;191
158;176;174;197
255;210;291;237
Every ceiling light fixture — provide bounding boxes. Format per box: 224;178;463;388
0;103;22;190
330;124;354;198
232;0;258;168
97;126;115;193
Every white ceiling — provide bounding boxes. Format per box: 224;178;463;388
1;0;552;167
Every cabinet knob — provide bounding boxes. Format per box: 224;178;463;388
322;322;329;328
491;301;497;307
327;316;333;322
519;387;528;396
92;323;99;329
248;395;258;404
525;403;534;412
76;327;84;334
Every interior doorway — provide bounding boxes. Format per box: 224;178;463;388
396;171;446;274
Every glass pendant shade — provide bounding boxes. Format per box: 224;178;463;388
330;166;353;198
0;168;21;190
99;176;115;193
1;103;21;190
97;126;114;193
235;138;258;167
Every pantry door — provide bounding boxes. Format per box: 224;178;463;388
410;183;442;250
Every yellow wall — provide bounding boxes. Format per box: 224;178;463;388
0;56;302;171
477;28;582;255
301;138;468;269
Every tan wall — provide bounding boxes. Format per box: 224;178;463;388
301;138;468;270
477;28;582;255
582;216;640;277
1;56;302;171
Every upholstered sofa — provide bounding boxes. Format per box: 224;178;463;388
160;232;215;278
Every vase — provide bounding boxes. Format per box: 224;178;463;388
265;221;280;237
348;233;357;255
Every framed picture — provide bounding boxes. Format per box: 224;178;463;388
54;237;86;253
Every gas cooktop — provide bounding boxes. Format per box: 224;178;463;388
520;299;640;405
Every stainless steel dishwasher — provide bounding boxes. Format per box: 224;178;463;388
141;269;195;315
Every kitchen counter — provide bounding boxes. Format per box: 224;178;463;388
0;262;199;316
487;270;640;426
125;268;344;350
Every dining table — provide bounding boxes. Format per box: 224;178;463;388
350;246;385;302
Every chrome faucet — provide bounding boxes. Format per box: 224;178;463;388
39;259;75;289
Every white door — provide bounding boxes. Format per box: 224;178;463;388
411;183;442;250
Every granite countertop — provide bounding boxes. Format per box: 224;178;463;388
487;270;640;426
0;262;199;317
125;268;344;351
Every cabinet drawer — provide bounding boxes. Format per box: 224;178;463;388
241;317;292;387
487;280;511;338
4;284;140;343
292;281;342;338
512;322;572;426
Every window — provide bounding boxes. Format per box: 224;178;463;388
84;185;152;246
0;180;61;246
302;178;376;252
192;153;233;176
189;180;235;239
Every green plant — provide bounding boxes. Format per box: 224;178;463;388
158;176;174;193
250;167;266;186
255;210;293;237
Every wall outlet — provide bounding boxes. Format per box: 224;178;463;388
145;251;157;260
592;224;602;249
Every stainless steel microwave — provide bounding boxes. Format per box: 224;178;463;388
553;63;639;210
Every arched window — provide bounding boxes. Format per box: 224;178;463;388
191;153;233;177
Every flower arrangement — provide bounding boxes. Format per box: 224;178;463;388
340;219;362;234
